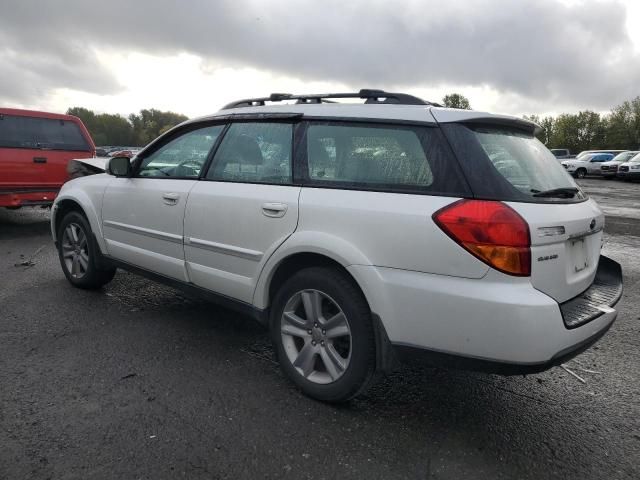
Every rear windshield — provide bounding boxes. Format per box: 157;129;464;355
440;124;586;203
0;114;91;151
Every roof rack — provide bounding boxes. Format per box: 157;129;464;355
222;89;441;109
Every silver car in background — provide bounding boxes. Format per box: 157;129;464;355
600;151;639;178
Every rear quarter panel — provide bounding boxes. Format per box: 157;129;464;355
253;188;489;309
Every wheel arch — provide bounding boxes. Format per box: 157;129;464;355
257;247;397;374
52;192;106;254
253;231;372;310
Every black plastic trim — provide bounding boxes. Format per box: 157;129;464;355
560;255;623;329
103;256;268;325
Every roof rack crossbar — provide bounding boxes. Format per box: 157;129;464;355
222;89;440;109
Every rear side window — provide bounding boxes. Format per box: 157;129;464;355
0;115;90;151
303;122;469;196
207;122;293;184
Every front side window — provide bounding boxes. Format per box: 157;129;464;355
306;124;440;190
138;125;225;178
207;122;293;184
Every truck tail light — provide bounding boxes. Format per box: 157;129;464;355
433;200;531;276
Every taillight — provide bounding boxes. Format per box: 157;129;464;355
433;200;531;276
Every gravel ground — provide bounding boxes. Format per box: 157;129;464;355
1;178;639;480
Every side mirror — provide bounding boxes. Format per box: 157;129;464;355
106;156;132;177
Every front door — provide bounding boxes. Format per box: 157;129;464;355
101;124;226;280
184;121;300;303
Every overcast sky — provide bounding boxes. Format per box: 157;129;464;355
1;0;639;118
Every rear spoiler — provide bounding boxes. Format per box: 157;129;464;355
430;109;542;136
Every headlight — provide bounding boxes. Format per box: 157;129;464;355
630;165;640;170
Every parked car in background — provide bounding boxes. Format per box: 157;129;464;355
562;153;614;178
617;153;640;181
600;151;639;178
575;149;627;159
108;149;140;158
0;108;95;208
550;148;574;159
50;90;622;402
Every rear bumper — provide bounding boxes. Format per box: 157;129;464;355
0;188;60;207
349;255;622;372
560;255;622;328
394;319;614;375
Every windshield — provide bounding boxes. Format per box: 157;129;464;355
471;127;586;202
629;153;640;163
612;151;638;162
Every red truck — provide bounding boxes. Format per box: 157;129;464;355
0;108;95;208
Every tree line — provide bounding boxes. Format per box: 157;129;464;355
524;97;640;152
66;107;188;147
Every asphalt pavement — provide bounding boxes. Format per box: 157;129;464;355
1;178;639;479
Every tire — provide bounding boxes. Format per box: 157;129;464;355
57;211;116;289
270;266;377;402
576;168;587;179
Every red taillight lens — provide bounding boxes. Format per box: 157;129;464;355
433;200;531;276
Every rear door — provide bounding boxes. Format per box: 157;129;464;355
184;121;300;303
102;124;225;280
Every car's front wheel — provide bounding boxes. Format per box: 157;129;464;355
576;168;587;178
57;211;116;289
270;267;377;402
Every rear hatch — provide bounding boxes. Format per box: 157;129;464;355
438;120;603;303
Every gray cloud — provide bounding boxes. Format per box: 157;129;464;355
0;0;638;112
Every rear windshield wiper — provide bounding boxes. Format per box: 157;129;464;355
531;187;579;198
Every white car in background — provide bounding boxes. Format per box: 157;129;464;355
600;151;639;179
50;90;623;402
562;152;614;178
617;153;640;180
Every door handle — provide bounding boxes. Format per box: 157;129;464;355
33;157;47;164
162;192;180;205
262;202;288;218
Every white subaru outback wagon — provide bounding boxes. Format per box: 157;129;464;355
51;90;623;402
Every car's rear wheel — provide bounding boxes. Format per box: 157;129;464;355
57;211;116;289
270;267;376;402
576;168;587;178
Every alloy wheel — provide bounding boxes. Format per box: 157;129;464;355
61;223;89;279
280;289;352;384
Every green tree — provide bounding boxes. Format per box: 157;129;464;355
605;97;640;150
442;93;471;110
67;107;188;147
129;109;188;146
